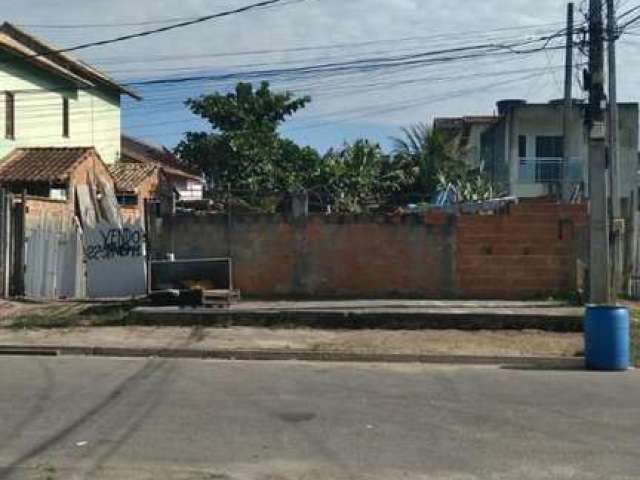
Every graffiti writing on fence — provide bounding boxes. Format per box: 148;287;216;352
84;227;144;261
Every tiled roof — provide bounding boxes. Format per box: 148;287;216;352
0;147;96;183
121;135;204;183
108;163;157;192
0;23;140;100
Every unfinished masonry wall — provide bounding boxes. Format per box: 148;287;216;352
457;203;587;299
149;203;587;299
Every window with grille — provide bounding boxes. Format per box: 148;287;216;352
535;136;564;182
5;92;15;140
62;97;70;138
535;136;564;158
518;135;527;166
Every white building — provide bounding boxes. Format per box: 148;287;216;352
480;99;639;201
0;22;140;164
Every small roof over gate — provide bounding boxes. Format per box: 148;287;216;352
121;135;204;183
108;163;158;193
0;147;100;183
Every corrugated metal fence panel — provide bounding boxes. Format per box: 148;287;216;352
56;223;85;299
0;190;9;297
24;211;85;299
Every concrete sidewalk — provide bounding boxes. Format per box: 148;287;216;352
129;299;585;331
0;326;584;365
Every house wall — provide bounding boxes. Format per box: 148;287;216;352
67;151;116;213
507;104;587;198
457;203;587;298
5;150;115;214
148;204;587;299
465;123;495;168
150;212;457;298
119;171;162;221
0;54;121;164
481;102;639;200
24;196;68;217
69;151;115;188
136;172;161;211
170;175;204;201
481;121;508;189
617;104;640;199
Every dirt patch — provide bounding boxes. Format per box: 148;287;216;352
0;326;583;358
0;300;137;329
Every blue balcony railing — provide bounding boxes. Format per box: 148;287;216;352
518;158;583;185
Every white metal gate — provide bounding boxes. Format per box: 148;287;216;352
24;211;85;299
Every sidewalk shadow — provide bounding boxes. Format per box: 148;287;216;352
500;363;585;372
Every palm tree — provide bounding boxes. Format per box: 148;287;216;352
391;122;464;200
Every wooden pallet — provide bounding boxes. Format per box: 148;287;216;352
202;289;241;308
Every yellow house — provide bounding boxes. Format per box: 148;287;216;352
0;22;139;165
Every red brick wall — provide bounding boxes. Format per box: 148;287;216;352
456;203;587;299
151;212;457;298
149;203;588;299
233;214;456;298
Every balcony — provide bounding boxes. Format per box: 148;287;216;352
518;158;583;185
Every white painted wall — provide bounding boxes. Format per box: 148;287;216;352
505;103;639;199
508;104;587;198
175;178;204;201
84;220;147;298
0;56;121;164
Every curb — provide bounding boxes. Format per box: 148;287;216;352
127;308;585;332
0;344;585;367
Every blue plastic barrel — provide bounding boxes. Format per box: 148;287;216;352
584;305;630;371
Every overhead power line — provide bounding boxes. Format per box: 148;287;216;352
6;30;571;97
616;3;640;20
24;0;304;57
20;15;214;30
121;34;570;88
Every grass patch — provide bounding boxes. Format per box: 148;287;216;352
3;301;138;329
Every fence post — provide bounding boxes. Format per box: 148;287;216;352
291;191;309;220
0;189;8;297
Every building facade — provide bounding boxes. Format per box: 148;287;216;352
121;135;205;202
481;99;639;200
434;116;498;168
0;22;139;165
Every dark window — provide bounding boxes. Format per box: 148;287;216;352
62;97;69;138
116;194;139;206
518;135;527;158
5;92;15;139
535;136;564;158
534;135;563;182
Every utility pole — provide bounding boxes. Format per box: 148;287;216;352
562;2;575;203
607;0;623;298
588;0;611;303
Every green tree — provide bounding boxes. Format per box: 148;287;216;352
175;81;311;192
317;140;393;213
273;138;323;192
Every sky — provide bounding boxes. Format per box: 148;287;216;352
5;0;640;152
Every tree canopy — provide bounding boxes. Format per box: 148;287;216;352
175;81;311;193
174;81;499;212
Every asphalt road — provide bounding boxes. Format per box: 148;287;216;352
0;356;638;480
